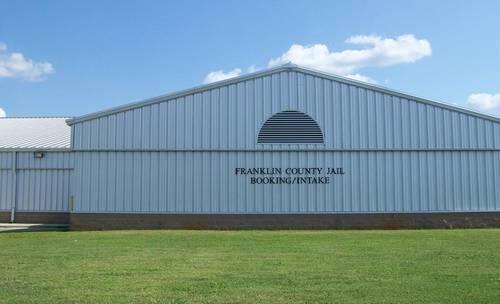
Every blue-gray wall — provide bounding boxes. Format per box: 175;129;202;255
70;151;500;213
67;68;500;214
0;152;73;213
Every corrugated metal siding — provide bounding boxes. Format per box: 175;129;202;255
0;152;14;211
0;152;13;169
0;152;73;212
72;71;500;151
71;151;500;213
68;68;500;214
15;170;72;212
0;169;13;211
15;151;73;170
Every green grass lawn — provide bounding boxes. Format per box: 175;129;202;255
1;229;500;304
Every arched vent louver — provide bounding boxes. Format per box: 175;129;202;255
257;110;324;144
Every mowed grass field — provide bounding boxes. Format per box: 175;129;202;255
1;230;500;304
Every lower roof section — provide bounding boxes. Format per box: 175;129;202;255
0;117;71;150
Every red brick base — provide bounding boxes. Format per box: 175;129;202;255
0;211;69;224
69;212;500;230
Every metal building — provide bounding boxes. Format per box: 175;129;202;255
0;117;72;223
2;64;500;228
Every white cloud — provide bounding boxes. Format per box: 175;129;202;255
203;65;263;84
0;107;5;118
345;73;378;84
269;35;431;75
204;34;431;84
467;93;500;111
247;65;258;73
0;43;54;81
204;68;242;84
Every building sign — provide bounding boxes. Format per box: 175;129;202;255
235;167;345;184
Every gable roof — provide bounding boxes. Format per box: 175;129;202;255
66;64;500;125
0;117;71;150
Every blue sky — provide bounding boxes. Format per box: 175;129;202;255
0;0;499;118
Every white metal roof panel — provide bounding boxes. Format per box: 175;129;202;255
0;117;71;150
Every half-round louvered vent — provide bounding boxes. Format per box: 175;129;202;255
257;110;324;144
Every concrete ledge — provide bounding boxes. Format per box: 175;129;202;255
0;223;69;232
70;212;500;230
0;212;70;224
